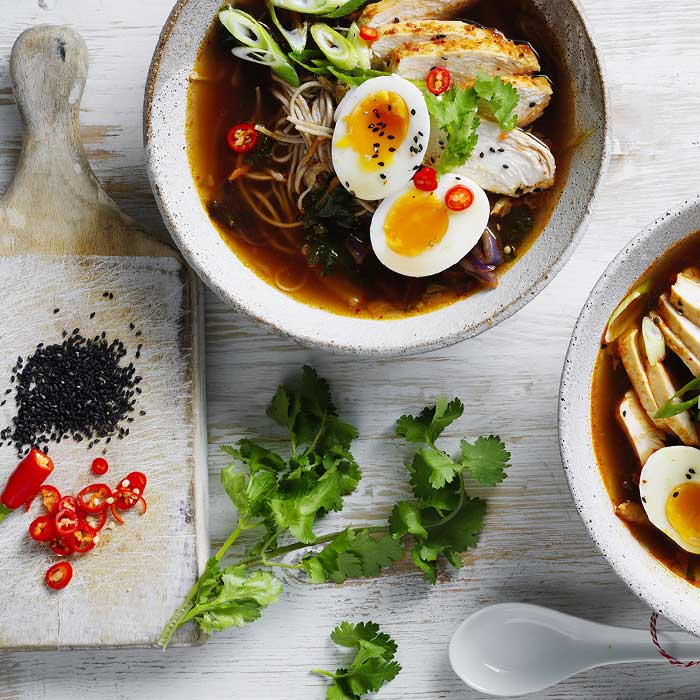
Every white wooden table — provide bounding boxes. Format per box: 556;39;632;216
1;1;700;698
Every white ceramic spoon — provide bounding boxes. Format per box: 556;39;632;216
449;603;700;697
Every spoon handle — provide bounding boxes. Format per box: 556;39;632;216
597;624;700;665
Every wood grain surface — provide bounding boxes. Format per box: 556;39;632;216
0;25;208;648
1;0;700;697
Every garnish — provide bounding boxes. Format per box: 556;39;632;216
426;67;451;96
311;621;401;699
266;0;308;53
91;457;109;476
359;26;378;42
413;166;438;192
45;562;73;591
422;73;519;175
272;0;367;17
445;184;474;211
219;8;300;87
310;23;360;71
0;448;54;524
158;369;510;647
227;123;258;153
655;375;700;419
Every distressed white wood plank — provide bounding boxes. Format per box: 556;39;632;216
2;0;700;697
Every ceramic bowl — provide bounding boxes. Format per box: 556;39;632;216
560;196;700;635
144;0;608;355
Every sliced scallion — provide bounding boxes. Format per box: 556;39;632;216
310;23;358;70
266;0;308;53
347;22;371;70
272;0;349;15
219;8;300;86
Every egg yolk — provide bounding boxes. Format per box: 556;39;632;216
384;191;449;257
666;481;700;548
337;91;409;172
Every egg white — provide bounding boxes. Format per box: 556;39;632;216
369;173;490;278
332;75;430;201
640;445;700;553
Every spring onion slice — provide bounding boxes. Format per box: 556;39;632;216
642;315;666;366
219;8;300;86
289;50;333;76
347;22;371;69
266;0;308;53
327;66;390;86
310;23;358;70
272;0;366;16
655;375;700;419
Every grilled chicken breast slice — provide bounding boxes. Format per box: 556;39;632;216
618;329;668;431
371;21;540;74
657;294;700;358
425;118;555;196
359;0;479;27
670;271;700;327
617;390;666;465
646;361;700;446
649;311;700;376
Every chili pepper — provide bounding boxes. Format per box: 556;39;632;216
45;561;73;590
49;535;74;557
91;457;109;476
359;26;379;42
445;184;475;211
413;166;438;192
57;495;78;512
77;484;112;513
0;449;54;523
39;485;61;514
55;507;79;535
83;510;107;532
115;489;148;515
110;502;125;525
118;472;147;497
69;521;97;554
426;67;451;96
29;514;56;542
227;123;258;153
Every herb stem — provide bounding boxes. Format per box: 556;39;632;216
426;472;465;530
310;669;338;679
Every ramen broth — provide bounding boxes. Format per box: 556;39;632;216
591;232;700;582
187;0;575;319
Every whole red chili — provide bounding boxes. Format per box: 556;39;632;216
413;166;438;192
29;514;56;542
445;184;475;211
359;26;379;42
227;123;258;153
91;457;109;476
426;67;451;96
45;561;73;590
0;449;54;522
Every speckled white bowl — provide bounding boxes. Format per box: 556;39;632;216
145;0;608;355
560;196;700;635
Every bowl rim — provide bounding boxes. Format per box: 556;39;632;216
560;194;700;635
144;0;610;356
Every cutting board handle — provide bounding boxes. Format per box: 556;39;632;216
0;25;174;257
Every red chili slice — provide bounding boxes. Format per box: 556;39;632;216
110;502;125;525
49;535;74;557
359;26;379;42
84;510;107;532
77;483;112;513
69;521;97;554
91;457;109;476
39;486;61;514
118;472;147;497
445;184;475;211
57;495;77;512
413;166;438;192
55;507;79;535
114;489;148;515
426;67;451;96
29;514;56;542
227;123;258;153
45;561;73;590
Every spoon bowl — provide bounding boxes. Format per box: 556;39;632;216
449;603;700;697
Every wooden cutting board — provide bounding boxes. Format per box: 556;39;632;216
0;26;208;649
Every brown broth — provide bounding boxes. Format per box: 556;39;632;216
591;231;700;583
186;0;575;319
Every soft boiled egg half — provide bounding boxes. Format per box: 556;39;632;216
369;173;490;277
332;75;430;201
640;446;700;554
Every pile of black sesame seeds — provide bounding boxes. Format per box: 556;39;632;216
0;302;146;457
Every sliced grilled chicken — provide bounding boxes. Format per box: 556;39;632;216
618;329;667;431
657;293;700;358
649;311;700;376
646;361;700;446
371;21;540;74
359;0;479;27
670;271;700;327
617;390;666;465
425;118;555;196
615;499;652;526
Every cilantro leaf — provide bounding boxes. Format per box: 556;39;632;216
474;73;520;130
395;396;464;445
417;446;462;489
313;621;401;700
460;435;511;486
389;501;428;539
303;529;404;583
